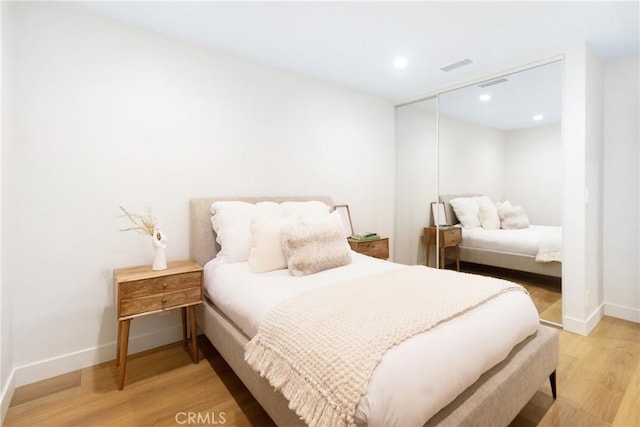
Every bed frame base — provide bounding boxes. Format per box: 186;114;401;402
457;247;561;278
197;299;559;427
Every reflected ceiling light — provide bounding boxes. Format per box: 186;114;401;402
393;57;408;69
479;94;491;102
533;114;544;121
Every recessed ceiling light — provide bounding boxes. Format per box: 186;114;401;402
533;114;544;121
393;57;408;69
479;94;491;102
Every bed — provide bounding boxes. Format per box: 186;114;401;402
190;196;559;426
440;194;562;278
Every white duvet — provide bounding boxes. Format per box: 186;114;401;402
460;224;562;261
204;253;539;426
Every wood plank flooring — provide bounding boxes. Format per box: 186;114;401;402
460;262;563;324
5;319;637;426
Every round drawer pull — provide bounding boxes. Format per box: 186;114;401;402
161;298;167;304
162;282;167;288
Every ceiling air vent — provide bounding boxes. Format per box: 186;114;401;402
440;59;473;72
478;78;508;88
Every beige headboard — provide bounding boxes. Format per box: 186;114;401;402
189;196;335;267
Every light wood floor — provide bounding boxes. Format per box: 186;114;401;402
5;318;637;427
460;262;563;324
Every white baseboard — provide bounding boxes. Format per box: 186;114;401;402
14;325;183;388
604;302;640;323
1;368;16;424
563;303;604;336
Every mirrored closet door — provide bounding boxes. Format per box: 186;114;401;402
395;61;563;325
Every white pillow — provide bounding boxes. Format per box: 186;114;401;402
210;201;282;265
304;210;345;230
497;201;530;229
478;202;500;230
449;197;481;228
248;216;298;273
281;219;352;276
474;195;494;208
281;201;331;219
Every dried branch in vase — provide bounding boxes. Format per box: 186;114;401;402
119;206;156;237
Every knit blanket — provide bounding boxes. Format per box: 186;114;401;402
244;265;527;427
536;226;562;262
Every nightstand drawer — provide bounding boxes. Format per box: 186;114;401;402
119;272;201;299
348;238;389;259
120;287;202;318
359;241;389;259
442;229;461;247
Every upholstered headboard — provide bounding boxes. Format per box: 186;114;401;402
438;194;478;226
189;196;335;267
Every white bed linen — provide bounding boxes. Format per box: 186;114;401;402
460;224;560;258
204;252;539;426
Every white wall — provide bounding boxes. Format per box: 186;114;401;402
395;101;438;265
603;55;640;322
561;44;608;335
0;2;14;421
503;124;562;225
584;47;605;322
1;2;395;388
0;4;6;424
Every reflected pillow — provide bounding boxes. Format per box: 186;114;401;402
478;202;500;230
449;197;481;228
497;201;530;229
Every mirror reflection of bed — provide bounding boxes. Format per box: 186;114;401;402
439;195;562;325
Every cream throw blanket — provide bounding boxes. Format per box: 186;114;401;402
536;226;562;262
245;265;527;427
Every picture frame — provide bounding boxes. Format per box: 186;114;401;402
431;202;448;226
333;204;354;237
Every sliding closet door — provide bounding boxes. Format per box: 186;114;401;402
394;97;438;265
437;61;563;323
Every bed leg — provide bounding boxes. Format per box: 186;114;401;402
549;370;557;399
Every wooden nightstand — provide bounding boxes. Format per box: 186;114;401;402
423;227;462;271
113;259;203;390
348;237;389;259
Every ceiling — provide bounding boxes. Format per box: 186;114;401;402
75;2;637;129
437;60;562;130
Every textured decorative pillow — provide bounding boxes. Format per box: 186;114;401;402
449;197;481;228
478;202;501;230
280;219;352;276
248;216;299;273
497;201;530;229
210;201;282;265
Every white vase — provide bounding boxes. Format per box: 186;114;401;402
152;246;167;271
151;229;168;271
